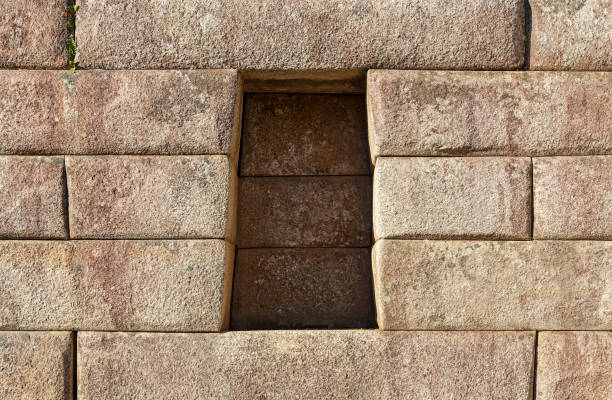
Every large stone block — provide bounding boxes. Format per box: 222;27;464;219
0;331;73;400
373;157;531;240
78;330;534;400
76;0;524;70
0;240;233;331
67;156;237;240
530;0;612;70
372;240;612;330
367;70;611;160
0;157;67;239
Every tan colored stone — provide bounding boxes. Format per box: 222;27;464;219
76;0;524;70
537;331;612;400
0;331;73;400
0;0;68;68
231;248;374;329
367;70;612;160
0;240;234;331
530;0;612;70
240;93;369;176
242;70;366;94
372;240;612;330
238;176;371;247
78;330;534;400
0;157;67;239
534;156;612;239
373;157;531;240
67;156;237;240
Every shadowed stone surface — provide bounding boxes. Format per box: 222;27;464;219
67;156;237;240
76;0;524;70
238;176;372;247
0;0;68;68
372;240;612;330
534;156;612;239
0;331;72;400
242;70;366;94
367;71;611;160
78;331;534;400
373;157;531;240
0;240;233;331
531;0;612;70
537;331;612;400
240;93;369;176
0;157;67;239
231;248;375;329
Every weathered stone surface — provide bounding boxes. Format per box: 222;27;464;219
372;240;612;330
240;93;369;176
530;0;612;70
367;70;612;160
78;330;534;400
0;157;67;239
537;331;612;400
373;157;531;240
242;70;366;94
76;0;524;70
0;0;68;68
534;156;612;239
0;240;234;331
238;177;371;247
67;156;237;240
231;248;374;329
0;331;73;400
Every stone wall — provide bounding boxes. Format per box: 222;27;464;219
0;1;610;399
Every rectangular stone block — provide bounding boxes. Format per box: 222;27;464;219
373;157;531;240
372;240;611;330
231;248;375;330
530;0;611;70
534;156;612;239
76;0;524;70
241;70;366;94
67;156;237;240
0;331;73;400
240;93;369;176
367;70;611;160
536;331;611;400
0;0;68;68
238;176;371;247
0;240;233;331
0;156;67;239
78;331;534;400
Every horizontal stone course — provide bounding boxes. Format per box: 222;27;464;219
78;330;534;400
0;331;73;400
373;157;532;240
372;240;612;330
0;240;233;331
76;0;524;70
367;70;612;160
534;156;612;239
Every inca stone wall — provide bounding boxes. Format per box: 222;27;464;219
0;1;610;399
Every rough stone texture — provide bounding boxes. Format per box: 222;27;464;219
67;156;237;240
367;70;612;160
537;331;612;400
76;0;524;70
238;176;371;247
78;330;534;400
241;93;369;176
373;157;532;240
231;248;375;329
0;157;67;239
534;156;612;239
0;331;73;400
530;0;612;70
242;70;366;94
372;240;612;330
0;240;234;331
0;0;68;68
